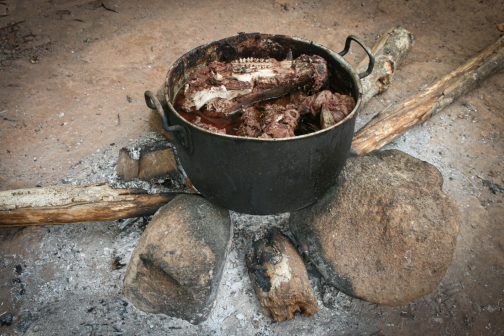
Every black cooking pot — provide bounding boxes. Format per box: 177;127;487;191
145;33;374;215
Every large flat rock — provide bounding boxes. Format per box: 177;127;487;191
289;150;461;306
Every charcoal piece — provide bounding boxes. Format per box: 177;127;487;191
1;312;13;326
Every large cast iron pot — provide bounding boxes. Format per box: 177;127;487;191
145;33;374;215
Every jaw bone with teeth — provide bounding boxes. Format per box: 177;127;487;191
181;54;328;118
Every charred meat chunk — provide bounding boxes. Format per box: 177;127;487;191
299;90;356;129
236;106;262;138
259;104;301;139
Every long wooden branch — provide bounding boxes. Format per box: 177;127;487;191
0;184;179;227
351;35;504;156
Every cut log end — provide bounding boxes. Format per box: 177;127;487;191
246;228;319;322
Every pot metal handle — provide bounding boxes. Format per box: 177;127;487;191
144;90;192;151
338;35;375;79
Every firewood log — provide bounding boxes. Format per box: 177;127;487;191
246;228;319;322
351;35;504;156
357;26;416;107
0;183;179;227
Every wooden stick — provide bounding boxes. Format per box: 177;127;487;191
0;183;179;227
351;35;504;156
357;26;416;107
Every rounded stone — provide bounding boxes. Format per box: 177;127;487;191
289;150;461;306
123;194;232;323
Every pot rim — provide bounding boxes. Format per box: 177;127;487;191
163;33;363;142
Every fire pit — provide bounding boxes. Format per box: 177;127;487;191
145;33;374;214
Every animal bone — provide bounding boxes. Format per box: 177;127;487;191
192;85;252;111
182;54;328;117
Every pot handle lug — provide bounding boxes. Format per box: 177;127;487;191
144;90;192;152
338;35;375;79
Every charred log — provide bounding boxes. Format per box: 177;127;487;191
352;34;504;156
246;228;319;322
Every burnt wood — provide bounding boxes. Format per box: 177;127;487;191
246;228;319;322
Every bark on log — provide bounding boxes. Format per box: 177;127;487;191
351;35;504;156
357;26;416;107
246;228;319;322
0;183;179;227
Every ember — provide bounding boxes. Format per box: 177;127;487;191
175;54;356;138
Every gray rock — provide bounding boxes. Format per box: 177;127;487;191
122;194;232;324
289;150;461;306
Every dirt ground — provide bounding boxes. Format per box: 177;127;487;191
1;0;503;335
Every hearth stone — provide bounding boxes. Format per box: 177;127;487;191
289;149;461;306
122;194;232;324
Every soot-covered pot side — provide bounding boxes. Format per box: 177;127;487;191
146;33;374;215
